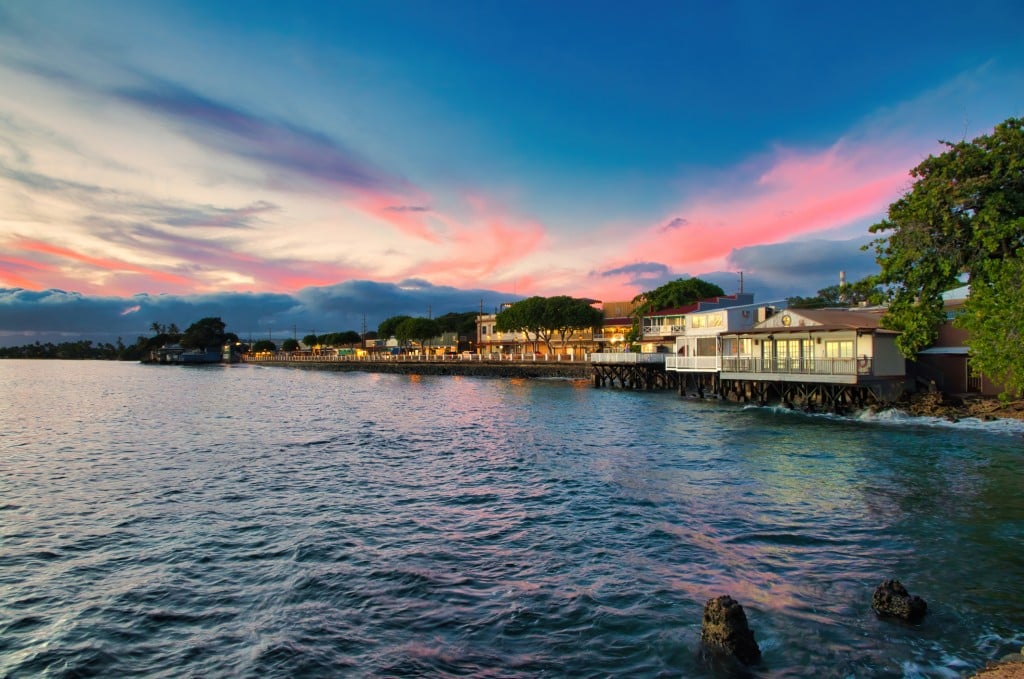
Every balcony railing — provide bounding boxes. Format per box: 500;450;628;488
590;352;665;365
642;324;684;337
665;355;721;371
720;356;873;376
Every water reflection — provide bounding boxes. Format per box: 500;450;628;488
1;362;1022;677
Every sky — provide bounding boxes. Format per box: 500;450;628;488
1;0;1023;345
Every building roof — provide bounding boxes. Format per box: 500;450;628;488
789;308;887;328
724;308;898;336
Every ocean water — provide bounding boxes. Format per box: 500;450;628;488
1;360;1021;678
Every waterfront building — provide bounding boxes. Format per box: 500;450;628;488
717;307;907;407
593;300;639;351
639;293;755;353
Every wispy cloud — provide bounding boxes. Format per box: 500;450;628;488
115;78;400;191
659;217;688;233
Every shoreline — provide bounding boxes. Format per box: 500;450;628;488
896;391;1024;423
243;358;591;380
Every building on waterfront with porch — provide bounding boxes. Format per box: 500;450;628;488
717;307;907;409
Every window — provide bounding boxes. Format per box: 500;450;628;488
824;340;853;358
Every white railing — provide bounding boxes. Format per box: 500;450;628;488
665;355;721;371
589;352;665;365
720;356;872;376
642;325;683;337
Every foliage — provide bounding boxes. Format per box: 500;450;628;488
396;317;441;347
378;315;412;339
281;338;300;352
495;296;602;353
319;330;362;347
180;316;228;349
435;311;478;337
787;276;885;308
252;339;276;352
0;339;125;360
869;116;1024;393
960;258;1024;398
541;296;603;352
302;334;319;347
631;278;725;318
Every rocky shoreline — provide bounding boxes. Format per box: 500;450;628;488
971;649;1024;678
897;391;1024;423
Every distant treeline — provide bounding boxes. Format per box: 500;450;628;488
0;339;137;360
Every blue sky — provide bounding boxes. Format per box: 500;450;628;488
1;0;1023;343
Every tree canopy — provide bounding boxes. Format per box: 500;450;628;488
252;339;276;352
787;277;884;309
281;338;300;352
435;311;478;337
495;296;602;353
870;116;1024;396
631;278;725;318
378;315;412;339
395;317;441;348
180;316;227;349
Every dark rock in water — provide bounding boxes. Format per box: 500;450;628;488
872;579;927;622
700;595;762;665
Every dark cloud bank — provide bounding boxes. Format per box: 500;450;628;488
0;280;514;346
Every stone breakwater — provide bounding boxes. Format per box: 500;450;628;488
248;359;591;380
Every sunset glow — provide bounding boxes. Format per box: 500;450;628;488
1;1;1022;340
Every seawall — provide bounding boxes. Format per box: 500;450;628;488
246;359;591;380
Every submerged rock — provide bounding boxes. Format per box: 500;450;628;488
871;579;927;622
700;595;762;665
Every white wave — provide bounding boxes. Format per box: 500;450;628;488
738;402;1024;435
857;407;1024;434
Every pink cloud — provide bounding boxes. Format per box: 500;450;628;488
16;239;194;288
395;196;547;286
356;193;441;243
606;141;916;280
7;236;375;298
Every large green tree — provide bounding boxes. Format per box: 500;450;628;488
180;316;228;349
631;278;725;318
542;296;603;353
495;296;602;354
435;311;478;337
378;315;412;340
870;116;1024;395
396;317;441;349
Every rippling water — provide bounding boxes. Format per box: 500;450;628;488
1;360;1022;678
